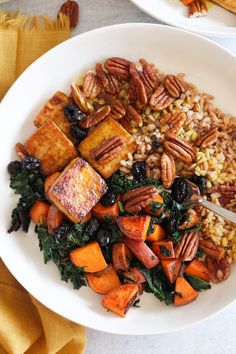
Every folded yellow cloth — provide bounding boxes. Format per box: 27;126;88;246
0;10;86;354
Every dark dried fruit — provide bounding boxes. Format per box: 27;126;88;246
84;218;99;238
151;136;160;150
22;157;40;172
189;174;207;194
53;224;70;240
100;190;117;207
64;103;84;122
161;214;177;235
171;177;193;204
7;161;22;175
96;229;110;246
131;160;147;181
70;124;87;143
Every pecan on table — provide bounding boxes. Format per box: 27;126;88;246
121;105;143;133
79;105;111;129
138;59;158;94
70;83;92;113
188;0;208;18
164;133;195;163
149;85;175;111
161;153;176;189
83;71;101;99
175;231;200;262
96;63;122;95
122;186;159;213
129;63;148;105
104;57;131;81
196;127;218;148
160;111;186;134
200;239;225;260
99;92;126;120
164;75;185;99
59;0;79;28
205;256;230;283
91;136;125;164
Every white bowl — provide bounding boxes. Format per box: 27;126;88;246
0;24;235;335
130;0;236;38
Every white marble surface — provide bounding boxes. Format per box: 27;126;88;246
1;1;235;353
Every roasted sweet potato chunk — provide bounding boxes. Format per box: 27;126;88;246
112;242;133;272
146;224;165;242
161;259;182;284
101;283;139;317
151;241;175;260
116;216;151;241
86;265;121;294
48;157;107;223
124;237;159;269
24;121;77;176
70;241;107;273
78;117;136;178
184;259;210;282
92;202;119;223
174;277;199;306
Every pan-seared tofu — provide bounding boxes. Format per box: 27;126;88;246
24;121;77;176
34;91;72;140
48;157;107;223
78;117;137;178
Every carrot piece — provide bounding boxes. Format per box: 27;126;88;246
29;200;50;224
44;172;60;195
124;237;159;269
146;224;165;242
161;259;182;284
81;211;92;224
116;215;151;241
143;194;163;216
151;241;175;259
174;276;199;306
47;204;64;234
101;283;139;317
184;259;210;282
178;209;201;230
92;202;119;223
70;241;107;273
181;0;195;5
112;243;133;272
86;265;121;294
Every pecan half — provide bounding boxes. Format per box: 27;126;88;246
160;111;186;134
208;185;236;205
121;105;143;132
83;71;101;99
15;143;28;160
96;63;121;95
205;256;230;283
104;57;131;81
59;0;79;28
200;239;225;260
122;186;159;213
161;153;176;189
164;75;185;99
91;136;125;164
196;127;218;148
138;59;158;94
175;231;200;262
71;83;92;113
164;133;195;163
99;93;126;120
149;85;175;111
79;105;110;129
188;0;208;18
129;63;147;105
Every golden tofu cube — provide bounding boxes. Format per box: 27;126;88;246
48;157;107;223
34;91;73;140
78;117;136;178
24;121;77;176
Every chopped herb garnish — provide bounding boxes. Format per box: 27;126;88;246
160;245;172;257
184;273;211;291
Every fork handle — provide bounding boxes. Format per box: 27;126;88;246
200;199;236;225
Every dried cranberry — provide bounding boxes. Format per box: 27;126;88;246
21;156;40;172
171;177;193;204
70;124;87;143
96;229;110;246
7;160;22;175
189;174;207;194
131;160;147;181
53;224;70;239
100;190;117;207
151;136;160;150
161;214;177;235
64;103;84;122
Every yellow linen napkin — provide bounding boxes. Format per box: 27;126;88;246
0;10;86;354
0;259;86;354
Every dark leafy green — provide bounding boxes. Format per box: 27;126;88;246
184;273;211;291
159;245;172;257
150;201;163;213
195;247;204;259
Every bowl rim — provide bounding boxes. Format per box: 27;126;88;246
0;23;236;335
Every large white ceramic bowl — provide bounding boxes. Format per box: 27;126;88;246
0;24;235;335
130;0;236;37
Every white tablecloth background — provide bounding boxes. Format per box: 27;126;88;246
1;1;235;353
